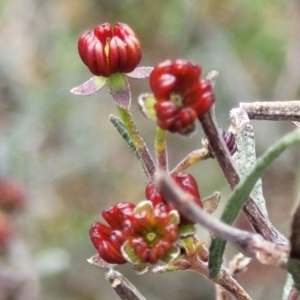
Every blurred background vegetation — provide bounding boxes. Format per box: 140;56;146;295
0;0;300;299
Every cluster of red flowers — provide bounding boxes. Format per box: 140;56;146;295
0;178;26;250
77;22;235;266
89;172;202;265
89;201;180;265
149;59;215;135
78;23;215;135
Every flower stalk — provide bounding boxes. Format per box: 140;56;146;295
155;127;168;171
117;106;155;181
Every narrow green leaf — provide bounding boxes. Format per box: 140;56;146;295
178;223;196;237
109;114;140;161
117;106;156;181
288;259;300;292
209;128;300;278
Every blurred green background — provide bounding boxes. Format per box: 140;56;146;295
1;0;300;299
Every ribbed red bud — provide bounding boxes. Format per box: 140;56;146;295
78;22;142;77
145;173;202;224
0;212;13;250
207;129;237;158
102;202;135;229
124;201;179;264
89;202;135;265
89;200;180;265
0;178;26;212
149;59;215;135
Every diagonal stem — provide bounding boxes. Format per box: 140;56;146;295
155;127;168;171
198;109;287;244
171;148;210;176
117;106;156;181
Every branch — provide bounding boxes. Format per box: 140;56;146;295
153;235;251;300
88;255;147;300
240;101;300;121
198;108;287;245
155;173;290;267
106;269;148;300
117;106;156;181
171;148;210;176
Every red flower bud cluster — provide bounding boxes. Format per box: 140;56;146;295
90;202;134;264
78;22;142;77
0;178;27;251
207;129;237;158
0;179;26;212
0;211;13;250
145;172;203;224
149;59;215;135
89;201;179;265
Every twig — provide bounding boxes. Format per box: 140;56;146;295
228;253;252;279
198;108;287;245
198;108;240;189
171;148;210;176
155;173;290;267
106;269;148;300
216;284;230;300
215;254;252;300
153;236;251;300
230;107;268;218
240;101;300;121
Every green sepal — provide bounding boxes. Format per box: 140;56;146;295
107;73;131;109
121;241;142;265
178;223;196;238
138;93;157;119
168;210;180;225
121;241;149;274
134;200;153;214
160;245;180;263
70;76;107;95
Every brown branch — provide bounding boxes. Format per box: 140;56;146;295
240;101;300;121
153;237;251;300
198;109;288;245
106;269;147;300
155;173;290;267
216;285;230;300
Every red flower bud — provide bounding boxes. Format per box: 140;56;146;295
0;178;26;212
0;212;14;250
207;129;237;158
124;201;179;264
101;202;135;230
89;201;180;265
78;22;142;77
149;59;215;135
89;202;135;264
145;173;203;224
